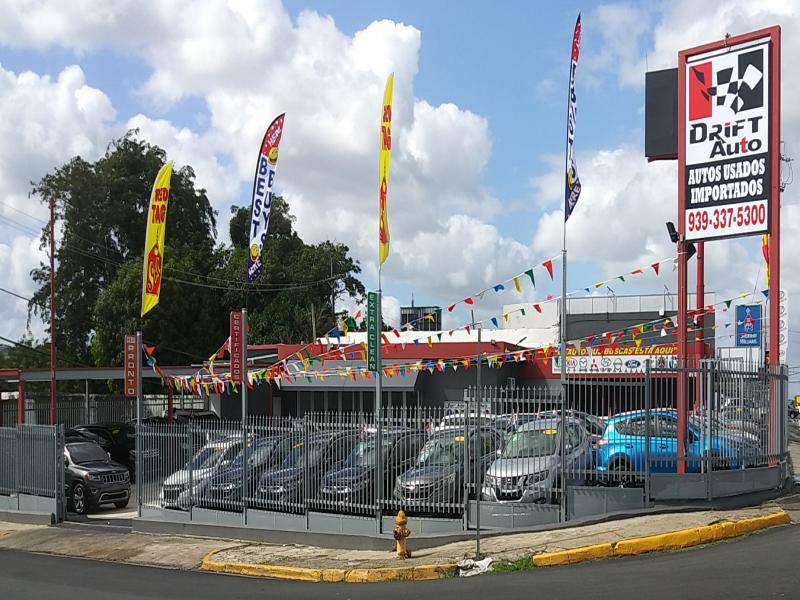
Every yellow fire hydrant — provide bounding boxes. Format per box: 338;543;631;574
393;510;411;559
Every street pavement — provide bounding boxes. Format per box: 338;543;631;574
1;524;797;599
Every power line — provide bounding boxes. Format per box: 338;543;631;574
0;334;91;368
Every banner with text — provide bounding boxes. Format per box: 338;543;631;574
684;37;772;241
553;344;678;374
140;162;173;316
248;114;285;283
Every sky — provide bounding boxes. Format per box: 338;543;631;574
0;0;799;374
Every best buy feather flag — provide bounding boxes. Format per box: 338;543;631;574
248;113;285;283
141;161;173;317
378;73;394;265
564;13;582;221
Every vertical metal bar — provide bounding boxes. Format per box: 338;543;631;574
644;360;651;505
241;308;248;525
375;287;383;534
84;380;89;424
475;322;482;559
135;331;143;518
559;253;568;522
50;195;57;426
188;420;193;520
17;378;24;426
706;362;713;500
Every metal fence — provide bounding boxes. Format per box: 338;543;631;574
133;360;788;532
1;394;207;428
0;424;64;519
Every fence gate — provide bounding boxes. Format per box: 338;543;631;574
0;424;64;522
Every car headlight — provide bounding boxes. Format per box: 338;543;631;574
484;475;498;487
123;471;130;481
85;473;102;482
216;483;235;492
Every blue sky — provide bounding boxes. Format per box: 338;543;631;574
0;0;797;369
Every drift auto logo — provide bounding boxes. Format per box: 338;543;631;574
687;46;766;160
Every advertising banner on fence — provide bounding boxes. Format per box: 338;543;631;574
378;74;393;266
248;114;285;283
684;36;773;241
140;162;173;317
124;334;138;397
552;344;678;374
736;304;762;347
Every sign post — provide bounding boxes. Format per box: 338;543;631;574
230;310;248;523
677;26;781;472
124;332;142;517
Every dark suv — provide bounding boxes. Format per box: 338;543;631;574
67;422;159;482
64;441;131;514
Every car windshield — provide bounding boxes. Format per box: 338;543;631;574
232;439;277;468
502;428;559;458
188;442;240;470
67;443;109;464
416;436;464;467
281;441;322;468
344;438;394;467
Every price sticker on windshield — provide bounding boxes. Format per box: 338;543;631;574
453;435;465;442
543;429;558;435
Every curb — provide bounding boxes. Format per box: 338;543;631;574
532;510;791;567
200;550;457;582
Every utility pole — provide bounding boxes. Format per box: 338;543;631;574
50;196;57;425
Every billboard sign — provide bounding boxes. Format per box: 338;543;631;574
230;311;243;384
735;304;762;347
683;36;774;241
124;334;138;398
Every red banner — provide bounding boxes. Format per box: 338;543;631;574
230;311;243;383
124;334;138;397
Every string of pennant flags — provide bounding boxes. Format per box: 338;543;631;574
162;253;768;388
149;283;771;395
274;254;680;375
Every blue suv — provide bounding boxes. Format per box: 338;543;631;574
595;409;758;479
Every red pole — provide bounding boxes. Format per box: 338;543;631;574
676;50;688;475
49;195;57;425
17;378;24;425
768;28;781;465
694;241;704;414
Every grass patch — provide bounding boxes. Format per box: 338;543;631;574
491;556;535;573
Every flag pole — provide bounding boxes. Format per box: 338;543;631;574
375;265;383;534
560;12;581;523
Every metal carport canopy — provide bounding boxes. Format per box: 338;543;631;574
1;366;200;383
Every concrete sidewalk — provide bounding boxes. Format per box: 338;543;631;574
0;499;795;580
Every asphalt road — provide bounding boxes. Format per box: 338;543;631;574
2;525;798;600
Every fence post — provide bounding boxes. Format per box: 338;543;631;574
705;362;714;501
303;414;309;531
644;360;651;506
188;420;194;520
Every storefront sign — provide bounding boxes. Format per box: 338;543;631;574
230;311;243;383
552;344;678;374
367;291;379;372
124;334;138;397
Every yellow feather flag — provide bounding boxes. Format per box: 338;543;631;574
141;162;173;317
378;73;394;266
761;234;770;286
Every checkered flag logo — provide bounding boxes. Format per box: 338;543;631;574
710;49;764;114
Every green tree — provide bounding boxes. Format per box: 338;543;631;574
29;132;217;364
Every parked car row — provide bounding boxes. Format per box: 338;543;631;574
153;405;764;514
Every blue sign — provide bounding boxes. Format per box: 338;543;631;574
736;304;762;347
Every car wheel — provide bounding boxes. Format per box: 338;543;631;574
72;482;89;515
114;498;129;509
609;459;631;487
